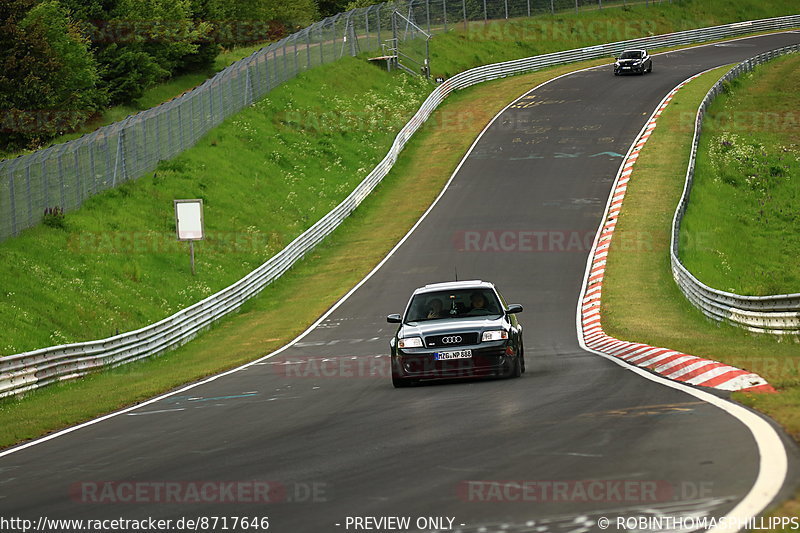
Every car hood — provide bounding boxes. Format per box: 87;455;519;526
399;317;505;338
617;58;642;64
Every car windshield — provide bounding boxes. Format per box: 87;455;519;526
405;289;503;322
620;51;643;59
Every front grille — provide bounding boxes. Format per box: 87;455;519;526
425;332;479;348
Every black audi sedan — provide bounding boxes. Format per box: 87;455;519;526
386;280;524;388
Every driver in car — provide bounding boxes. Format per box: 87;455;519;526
467;292;487;314
426;298;444;319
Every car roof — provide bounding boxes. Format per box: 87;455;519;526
413;280;495;294
621;49;646;53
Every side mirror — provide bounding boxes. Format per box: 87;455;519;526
387;313;402;323
506;304;523;314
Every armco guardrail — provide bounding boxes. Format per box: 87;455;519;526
670;45;800;335
2;19;800;397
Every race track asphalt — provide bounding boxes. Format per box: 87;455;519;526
2;30;799;533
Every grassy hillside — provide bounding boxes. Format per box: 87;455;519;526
0;61;431;354
1;0;798;357
679;53;800;295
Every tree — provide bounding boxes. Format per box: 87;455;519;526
318;0;352;18
0;0;104;152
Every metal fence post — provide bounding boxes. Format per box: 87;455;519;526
293;33;299;73
7;167;16;237
550;0;555;14
25;163;32;227
365;7;371;49
306;28;312;68
483;0;487;22
426;0;431;34
319;23;325;65
377;5;381;49
283;39;289;75
57;147;66;209
504;0;508;19
443;0;447;32
462;0;467;30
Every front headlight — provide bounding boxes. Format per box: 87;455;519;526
398;337;423;349
482;330;509;342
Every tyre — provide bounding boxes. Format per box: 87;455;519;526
520;345;526;374
392;376;414;388
507;356;522;379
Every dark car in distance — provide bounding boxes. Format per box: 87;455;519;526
614;49;652;75
386;280;524;388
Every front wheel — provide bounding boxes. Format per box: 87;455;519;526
392;376;414;388
507;356;522;379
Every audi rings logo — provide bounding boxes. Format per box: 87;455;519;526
442;336;462;344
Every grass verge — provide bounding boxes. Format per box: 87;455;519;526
679;53;800;295
0;57;607;449
600;66;799;518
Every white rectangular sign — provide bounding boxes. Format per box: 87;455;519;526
174;199;204;241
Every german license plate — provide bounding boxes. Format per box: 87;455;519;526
435;349;473;360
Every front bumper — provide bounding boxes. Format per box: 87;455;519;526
391;343;516;380
615;64;643;74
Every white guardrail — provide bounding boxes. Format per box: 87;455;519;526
2;16;800;397
671;44;800;335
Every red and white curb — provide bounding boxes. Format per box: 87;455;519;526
578;72;774;394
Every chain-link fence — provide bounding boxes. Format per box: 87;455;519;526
0;0;675;242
